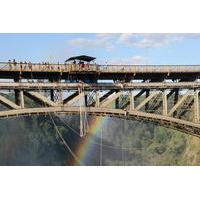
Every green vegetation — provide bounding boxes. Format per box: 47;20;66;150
0;113;199;165
103;118;200;166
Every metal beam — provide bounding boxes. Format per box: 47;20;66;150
148;89;175;112
63;91;79;104
145;89;150;111
99;90;115;102
173;89;179;117
95;91;100;107
162;91;168;116
194;90;199;123
168;90;191;116
100;91;122;108
129;91;135;110
0;106;198;135
24;91;58;107
64;92;84;106
0;94;20;109
0;82;200;90
135;89;147;99
19;90;25;108
177;97;194;118
135;91;161;110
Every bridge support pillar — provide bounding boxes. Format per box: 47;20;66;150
84;93;88;107
145;89;150;111
50;89;63;104
129;91;135;110
50;89;54;101
59;90;63;105
14;78;24;108
194;90;199;123
95;91;100;107
19;90;24;108
15;90;24;108
115;90;120;109
173;89;179;117
49;78;60;102
15;89;20;105
115;98;119;109
162;91;168;115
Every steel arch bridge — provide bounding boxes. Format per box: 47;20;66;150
0;62;200;137
0;82;199;136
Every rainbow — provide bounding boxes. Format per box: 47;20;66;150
73;116;108;165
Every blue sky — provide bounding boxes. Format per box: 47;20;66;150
0;33;200;65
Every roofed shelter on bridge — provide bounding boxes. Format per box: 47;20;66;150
65;55;96;63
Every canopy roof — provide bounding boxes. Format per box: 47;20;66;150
66;55;96;62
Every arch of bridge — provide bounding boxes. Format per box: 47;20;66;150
0;106;199;137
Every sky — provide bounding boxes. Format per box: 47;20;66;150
1;33;200;65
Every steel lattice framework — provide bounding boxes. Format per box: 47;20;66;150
0;62;199;136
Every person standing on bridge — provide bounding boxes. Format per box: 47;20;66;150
8;60;12;70
20;61;23;71
28;62;32;71
24;61;27;70
57;62;60;71
13;59;17;69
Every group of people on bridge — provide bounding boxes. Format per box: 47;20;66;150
6;55;96;72
8;59;33;71
7;59;92;72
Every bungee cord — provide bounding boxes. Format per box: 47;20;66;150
31;68;145;165
49;113;83;165
35;78;83;165
56;113;144;151
79;83;88;138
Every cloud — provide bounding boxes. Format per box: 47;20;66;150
68;33;118;51
68;33;200;52
118;33;186;48
107;55;146;65
118;33;200;48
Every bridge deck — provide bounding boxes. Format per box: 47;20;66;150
0;82;199;90
0;62;200;80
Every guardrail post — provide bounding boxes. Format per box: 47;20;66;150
194;90;199;123
173;89;179;117
95;91;100;107
129;91;135;110
162;90;168;116
84;92;88;107
115;90;120;109
19;90;24;108
14;78;21;106
145;89;150;111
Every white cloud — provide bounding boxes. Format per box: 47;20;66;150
68;33;200;51
131;55;146;64
69;38;104;48
68;33;118;51
107;55;146;65
118;33;186;48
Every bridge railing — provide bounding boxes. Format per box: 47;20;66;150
99;65;200;73
1;62;200;73
0;62;99;72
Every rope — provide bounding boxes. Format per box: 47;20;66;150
79;83;88;137
56;113;144;151
33;77;144;165
100;126;103;166
35;79;83;165
49;114;82;165
79;87;84;137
